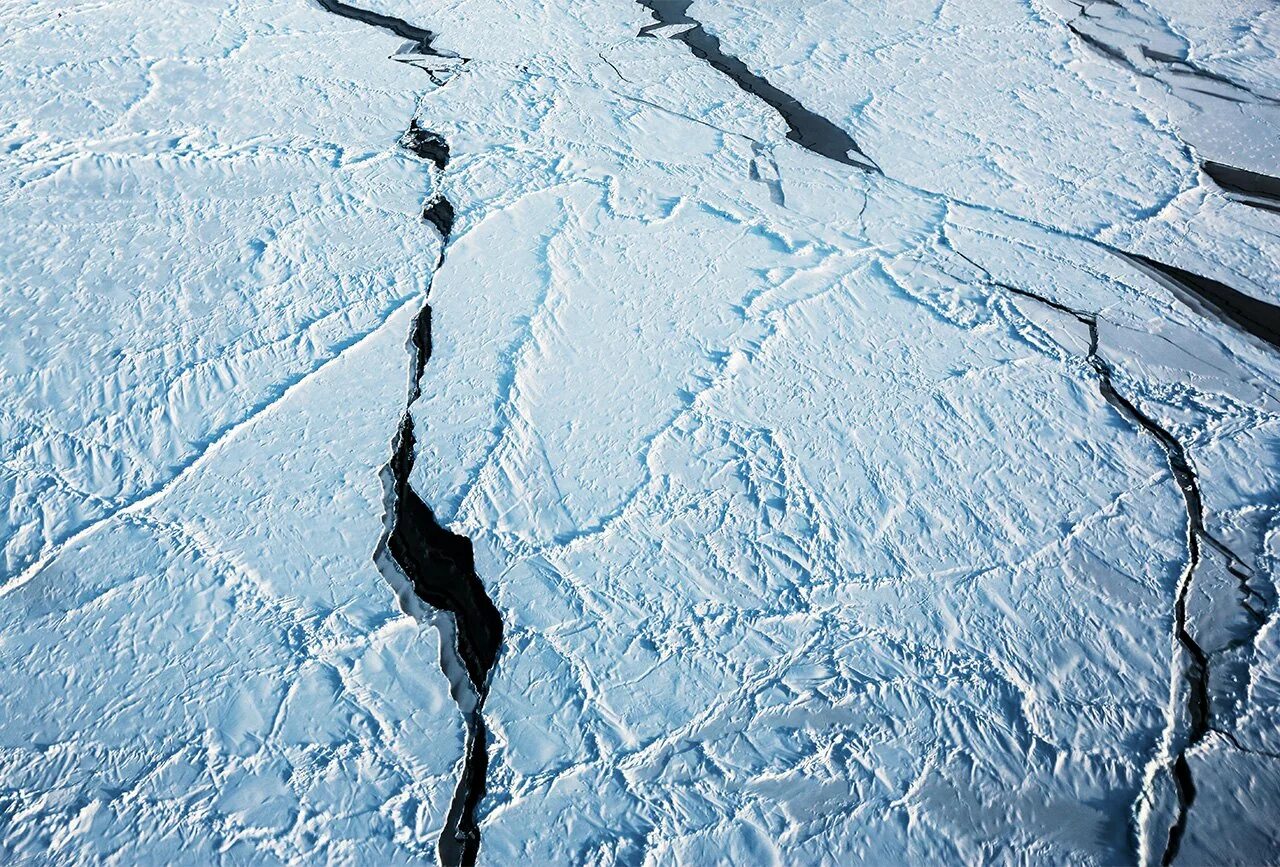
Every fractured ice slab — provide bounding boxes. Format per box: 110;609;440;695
403;27;1280;861
0;0;464;860
0;302;463;861
2;0;1278;863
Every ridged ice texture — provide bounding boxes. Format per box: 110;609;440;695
0;0;464;861
2;0;1279;864
394;1;1280;863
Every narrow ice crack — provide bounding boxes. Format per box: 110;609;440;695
310;3;503;865
1211;728;1280;763
931;189;1280;362
987;276;1270;867
634;0;880;172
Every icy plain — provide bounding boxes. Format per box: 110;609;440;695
2;0;1279;864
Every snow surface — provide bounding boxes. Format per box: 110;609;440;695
0;0;462;861
2;0;1279;863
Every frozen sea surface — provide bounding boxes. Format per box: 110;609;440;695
1;0;1278;864
0;0;462;861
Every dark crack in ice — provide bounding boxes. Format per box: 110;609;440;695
1061;0;1280;107
1125;254;1280;355
1203;162;1280;215
380;290;502;867
314;0;437;51
635;0;879;171
402;120;451;169
311;2;502;865
991;279;1269;867
422;195;456;241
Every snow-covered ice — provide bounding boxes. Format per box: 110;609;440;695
1;0;462;860
2;0;1278;864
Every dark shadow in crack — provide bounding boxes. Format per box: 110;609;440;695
383;227;501;867
423;196;456;241
635;0;878;171
386;392;500;867
403;120;451;169
382;266;501;867
308;1;503;859
1126;255;1280;354
1203;162;1280;215
389;463;502;689
314;0;437;51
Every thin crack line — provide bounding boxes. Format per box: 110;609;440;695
983;274;1265;867
0;293;420;598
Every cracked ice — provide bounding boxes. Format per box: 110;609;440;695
1;0;1279;864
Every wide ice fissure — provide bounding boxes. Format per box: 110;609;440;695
306;2;503;864
267;0;1280;861
3;0;1279;864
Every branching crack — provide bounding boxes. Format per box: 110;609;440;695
989;277;1269;867
1059;0;1280;108
295;4;1280;865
